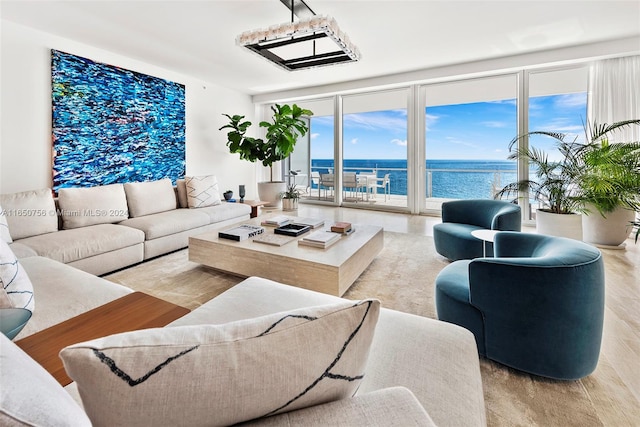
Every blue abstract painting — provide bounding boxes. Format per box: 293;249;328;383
51;50;185;191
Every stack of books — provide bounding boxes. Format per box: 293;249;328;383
218;224;265;241
330;221;353;235
298;230;341;249
261;216;293;227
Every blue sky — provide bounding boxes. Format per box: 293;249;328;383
309;93;587;161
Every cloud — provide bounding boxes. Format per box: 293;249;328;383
310;133;320;140
343;110;407;133
425;113;440;131
391;139;407;147
351;138;358;144
483;121;507;128
554;93;587;109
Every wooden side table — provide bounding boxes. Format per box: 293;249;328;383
239;200;269;218
15;292;189;386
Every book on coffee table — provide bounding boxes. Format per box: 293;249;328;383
252;234;296;246
261;216;293;227
218;224;265;241
298;230;341;249
292;217;325;229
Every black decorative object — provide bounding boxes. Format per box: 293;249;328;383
223;190;233;201
239;185;246;202
274;223;311;237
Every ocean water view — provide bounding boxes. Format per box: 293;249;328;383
311;159;517;200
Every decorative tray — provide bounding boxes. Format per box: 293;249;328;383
274;223;311;237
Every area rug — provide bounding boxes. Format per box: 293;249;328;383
104;231;609;427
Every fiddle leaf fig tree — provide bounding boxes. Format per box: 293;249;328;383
220;104;313;182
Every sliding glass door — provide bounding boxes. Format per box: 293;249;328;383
341;89;409;209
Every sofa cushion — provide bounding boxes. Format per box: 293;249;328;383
0;334;92;427
185;175;221;208
118;209;210;240
16;224;145;265
0;205;12;243
0;240;34;312
6;242;37;259
176;179;188;208
60;299;380;427
58;184;129;229
17;256;132;338
124;179;177;218
196;202;252;223
241;387;435;426
0;188;58;239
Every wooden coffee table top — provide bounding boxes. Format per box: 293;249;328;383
15;292;189;386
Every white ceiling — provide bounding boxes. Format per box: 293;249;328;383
1;0;639;95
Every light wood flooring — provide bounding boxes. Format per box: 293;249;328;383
283;205;640;426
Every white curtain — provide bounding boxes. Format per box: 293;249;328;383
588;55;640;142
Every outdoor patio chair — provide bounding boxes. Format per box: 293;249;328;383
319;173;334;199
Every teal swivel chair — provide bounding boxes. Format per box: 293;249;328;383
434;231;605;380
434;199;521;260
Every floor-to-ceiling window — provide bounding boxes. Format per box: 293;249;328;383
524;66;588;220
341;89;409;210
273;64;589;216
422;75;518;212
286;98;337;203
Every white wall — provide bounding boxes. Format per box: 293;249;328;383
0;21;259;198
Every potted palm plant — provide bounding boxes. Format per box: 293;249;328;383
220;104;313;207
577;120;640;246
279;184;304;211
494;132;584;239
495;119;640;243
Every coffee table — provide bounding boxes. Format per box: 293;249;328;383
189;216;384;297
15;292;189;386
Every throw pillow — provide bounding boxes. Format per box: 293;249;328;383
0;334;92;426
123;179;177;218
0;204;12;243
60;299;380;427
0;240;34;312
0;188;58;240
185;175;221;208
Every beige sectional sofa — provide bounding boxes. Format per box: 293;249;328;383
0;178;251;275
1;248;487;425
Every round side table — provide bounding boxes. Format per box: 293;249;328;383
471;229;500;257
0;308;32;340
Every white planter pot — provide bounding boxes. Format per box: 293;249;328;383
257;181;286;208
582;205;635;248
535;210;583;240
282;198;298;211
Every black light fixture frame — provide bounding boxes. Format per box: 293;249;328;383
243;0;358;71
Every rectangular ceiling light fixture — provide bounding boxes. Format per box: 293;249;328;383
236;1;360;71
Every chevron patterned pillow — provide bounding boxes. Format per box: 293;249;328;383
60;299;380;426
185;175;221;208
0;240;34;312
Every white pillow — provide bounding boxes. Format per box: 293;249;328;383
0;240;34;312
0;204;11;243
185;175;221;208
0;334;91;426
60;299;380;426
